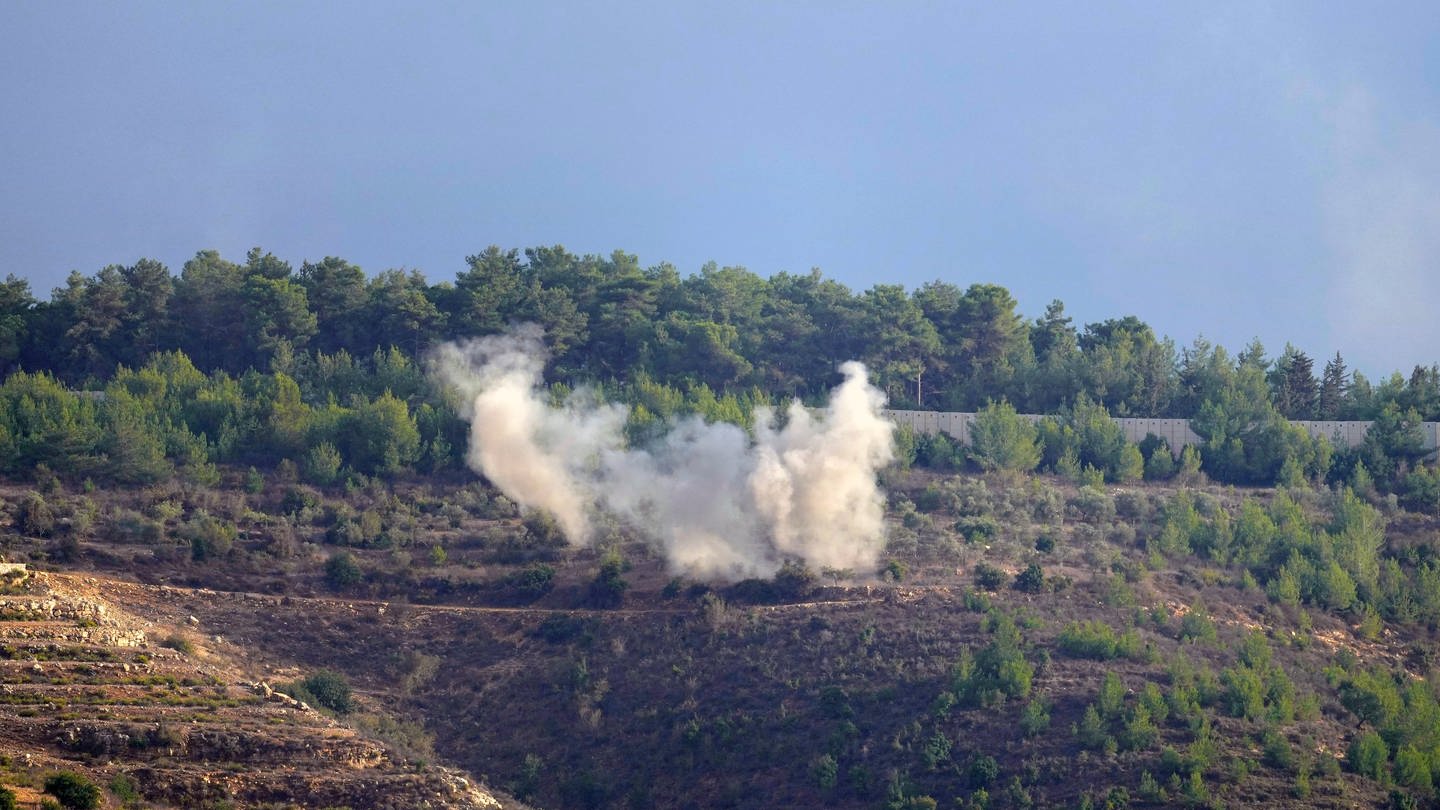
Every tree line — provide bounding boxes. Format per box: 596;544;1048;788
5;245;1437;416
0;245;1435;498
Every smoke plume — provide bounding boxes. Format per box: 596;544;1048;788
429;326;895;581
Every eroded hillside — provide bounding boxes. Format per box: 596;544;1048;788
0;565;518;810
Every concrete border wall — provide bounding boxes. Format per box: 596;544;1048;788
883;410;1439;456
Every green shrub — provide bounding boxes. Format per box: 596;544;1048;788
1262;729;1295;771
303;442;344;486
955;516;1001;543
243;466;266;494
1390;789;1420;810
974;563;1007;591
44;772;101;810
1075;704;1112;752
325;551;364;589
1026;479;1064;521
183;511;238;562
1348;731;1389;780
962;587;992;612
1068;487;1115;522
812;753;839;789
1178;602;1217;643
882;558;908;582
280;485;321;516
19;491;56;537
1013;563;1045;593
1394;744;1432;792
108;773;140;805
522;511;566;547
969;400;1041;473
922;731;952;770
159;634;195;656
508;563;556;599
1220;665;1266;721
1114;491;1151;520
1020;697;1051;737
589;550;628;608
534;614;594;645
295;669;355;713
1145;446;1177;480
913;484;948;513
513;753;543;801
1057;620;1141;660
968;754;999;788
952;614;1034;705
772;559;817;601
916;432;964;470
1116;445;1145;483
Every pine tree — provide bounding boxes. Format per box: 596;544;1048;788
1318;352;1350;420
1273;347;1317;419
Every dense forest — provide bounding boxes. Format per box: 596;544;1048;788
0;246;1436;502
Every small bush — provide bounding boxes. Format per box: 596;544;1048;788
772;559;817;601
159;634;195;656
955;516;1000;543
280;485;321;517
1068;487;1115;522
1114;491;1151;520
1020;698;1051;737
1348;731;1389;781
913;485;949;513
44;772;101;810
507;563;556;600
1013;563;1045;593
325;552;364;589
951;477;992;516
1262;730;1295;771
812;753;839;790
882;558;908;582
18;491;56;537
1178;602;1218;643
589;550;628;608
968;754;999;788
1057;620;1141;660
183;511;238;562
522;511;567;547
961;587;992;612
108;773;140;805
303;442;344;486
534;614;595;645
294;669;355;713
243;466;266;494
974;563;1007;591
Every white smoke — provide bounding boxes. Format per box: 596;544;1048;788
428;326;895;581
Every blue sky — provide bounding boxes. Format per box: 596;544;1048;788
2;2;1437;378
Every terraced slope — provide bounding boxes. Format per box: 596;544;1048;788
0;567;515;810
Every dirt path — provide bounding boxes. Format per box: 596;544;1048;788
65;573;905;620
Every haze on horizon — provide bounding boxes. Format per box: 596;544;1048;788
2;2;1437;379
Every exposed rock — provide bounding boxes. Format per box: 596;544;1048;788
0;572;516;809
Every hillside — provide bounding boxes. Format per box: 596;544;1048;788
2;467;1438;809
0;564;521;810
